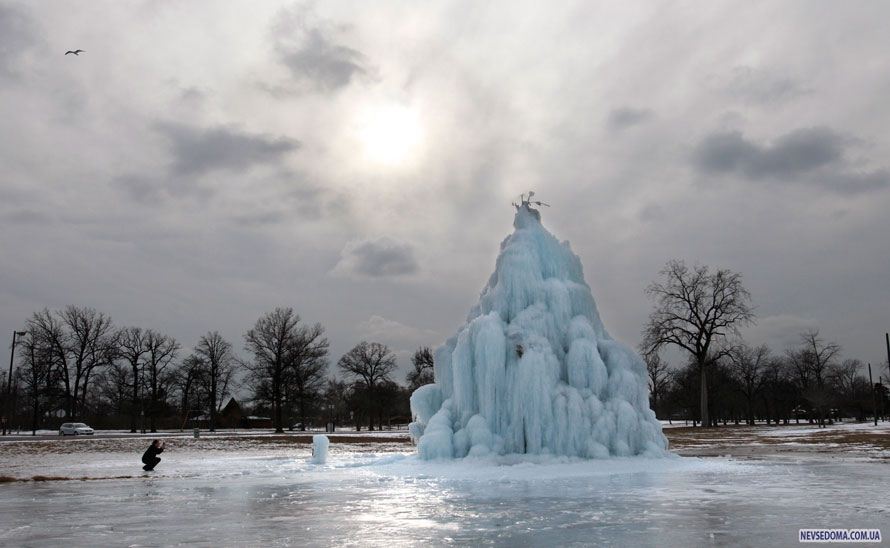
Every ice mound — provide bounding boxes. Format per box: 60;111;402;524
409;201;668;459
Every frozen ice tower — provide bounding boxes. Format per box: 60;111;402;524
409;194;668;459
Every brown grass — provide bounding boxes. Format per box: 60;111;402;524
0;433;412;460
0;474;138;483
664;424;889;458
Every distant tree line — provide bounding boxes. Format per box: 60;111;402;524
643;260;890;427
1;306;436;435
4;260;885;435
646;332;890;426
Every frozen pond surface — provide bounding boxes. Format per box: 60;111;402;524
1;444;888;546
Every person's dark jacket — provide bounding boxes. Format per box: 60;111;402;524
142;443;164;463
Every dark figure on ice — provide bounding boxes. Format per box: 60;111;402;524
142;439;165;471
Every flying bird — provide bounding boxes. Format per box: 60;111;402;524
65;49;85;56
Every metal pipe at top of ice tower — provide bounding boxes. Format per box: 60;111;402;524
512;191;550;217
408;192;668;459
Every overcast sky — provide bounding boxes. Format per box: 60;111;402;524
2;1;889;382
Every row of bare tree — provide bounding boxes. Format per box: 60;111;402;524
647;333;888;426
642;260;888;426
242;307;430;432
6;305;239;434
8;259;879;434
3;305;437;435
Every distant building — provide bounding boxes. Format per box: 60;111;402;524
192;399;272;429
220;398;243;427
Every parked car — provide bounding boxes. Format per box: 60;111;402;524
59;423;94;436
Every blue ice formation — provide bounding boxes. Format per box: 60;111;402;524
409;202;668;459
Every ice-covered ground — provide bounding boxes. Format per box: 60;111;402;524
1;434;888;546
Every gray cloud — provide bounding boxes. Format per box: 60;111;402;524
156;122;299;176
744;314;819;350
3;1;890;383
724;66;810;104
178;86;207;106
117;125;302;205
281;182;351;220
637;203;665;223
357;315;437;346
695;127;843;177
229;209;288;227
229;196;338;227
225;171;352;227
0;3;41;79
114;173;214;204
833;169;890;190
2;209;52;224
0;185;36;205
332;237;419;278
607;107;653;131
693;127;889;193
115;174;167;203
279;29;369;92
271;8;371;93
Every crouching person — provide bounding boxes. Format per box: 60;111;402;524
142;439;165;471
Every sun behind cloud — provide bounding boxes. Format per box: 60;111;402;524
356;103;424;167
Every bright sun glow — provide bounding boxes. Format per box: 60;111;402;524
357;104;423;167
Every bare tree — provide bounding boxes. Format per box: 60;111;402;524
760;357;796;425
829;359;862;402
144;330;179;432
406;346;434;391
244;309;296;432
642;350;672;417
173;354;205;427
321;378;349;429
286;335;328;431
117;327;148;432
60;306;117;418
17;330;56;435
244;308;328;432
642;260;754;427
27;306;116;418
338;342;397;430
786;347;813;392
195;331;236;432
727;344;771;425
95;361;132;419
799;329;840;389
26;310;69;417
786;330;841;427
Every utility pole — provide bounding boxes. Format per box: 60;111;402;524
869;363;877;427
4;331;27;436
140;364;146;435
885;333;890;377
881;376;885;423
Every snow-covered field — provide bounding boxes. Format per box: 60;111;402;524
1;426;889;546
